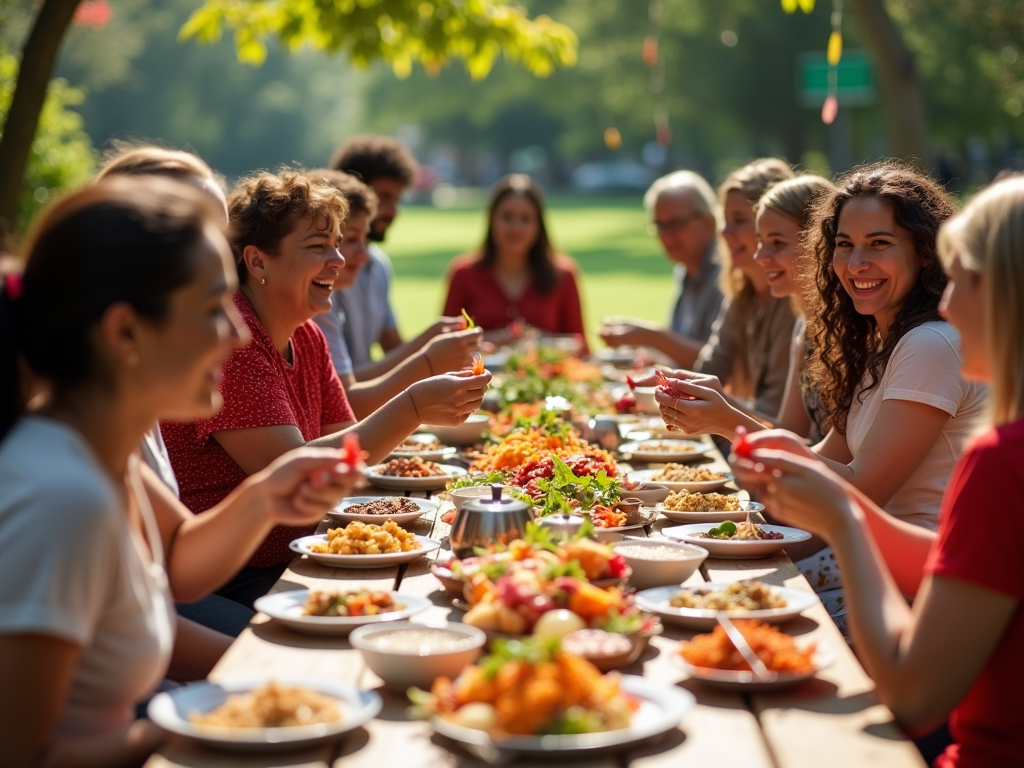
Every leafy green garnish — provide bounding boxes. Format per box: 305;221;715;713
523;520;559;552
597;611;642;635
461;307;476;329
447;471;508;491
540;706;604;735
704;520;738;539
480;636;561;680
543;559;587;581
534;455;623;517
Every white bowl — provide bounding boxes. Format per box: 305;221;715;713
611;539;708;590
421;413;491;447
349;621;486;692
632;387;660;415
448;485;529;512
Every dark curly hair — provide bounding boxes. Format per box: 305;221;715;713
801;162;956;435
329;135;419;187
312;169;379;221
227;170;349;284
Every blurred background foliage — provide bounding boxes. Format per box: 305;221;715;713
0;0;1022;224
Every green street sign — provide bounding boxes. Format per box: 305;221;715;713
797;49;875;108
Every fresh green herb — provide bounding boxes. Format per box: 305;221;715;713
597;611;642;635
480;636;560;680
446;471;509;491
535;455;623;517
540;706;604;735
542;559;587;581
523;521;559;552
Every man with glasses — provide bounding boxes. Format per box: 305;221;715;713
599;170;723;367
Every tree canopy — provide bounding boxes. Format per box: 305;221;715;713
180;0;578;79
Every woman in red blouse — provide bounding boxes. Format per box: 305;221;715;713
735;177;1024;768
442;174;587;350
163;171;490;606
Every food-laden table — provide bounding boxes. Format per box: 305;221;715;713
147;434;925;768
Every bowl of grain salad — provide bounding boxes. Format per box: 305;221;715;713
610;539;709;589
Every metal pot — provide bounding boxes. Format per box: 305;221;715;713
449;484;535;557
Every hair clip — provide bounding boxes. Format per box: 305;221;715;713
3;273;22;301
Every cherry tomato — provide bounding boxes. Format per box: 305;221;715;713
733;426;753;460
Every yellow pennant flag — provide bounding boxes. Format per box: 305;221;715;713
827;31;843;65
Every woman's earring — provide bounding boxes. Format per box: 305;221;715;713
260;278;266;285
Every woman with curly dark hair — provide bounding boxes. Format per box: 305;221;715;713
741;162;987;533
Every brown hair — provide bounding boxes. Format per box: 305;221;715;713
227;170;349;284
0;177;223;441
718;158;795;301
802;162;956;435
312;169;379;221
757;174;835;231
478;174;559;293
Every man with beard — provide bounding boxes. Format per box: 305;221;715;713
329;135;465;379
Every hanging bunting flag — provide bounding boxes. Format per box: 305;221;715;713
604;127;623;150
827;30;843;65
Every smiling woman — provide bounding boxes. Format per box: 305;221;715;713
162;170;491;609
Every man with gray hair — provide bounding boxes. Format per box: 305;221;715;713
599;170;724;368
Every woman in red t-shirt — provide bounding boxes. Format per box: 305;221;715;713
735;177;1024;768
163;171;491;606
442;174;587;351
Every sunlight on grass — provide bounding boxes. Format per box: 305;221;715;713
382;197;676;348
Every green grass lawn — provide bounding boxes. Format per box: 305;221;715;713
382;195;677;349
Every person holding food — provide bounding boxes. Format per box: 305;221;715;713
162;170;491;609
598;169;724;367
442;174;588;350
655;174;835;442
0;177;366;767
312;169;482;418
691;159;797;419
330;134;469;379
734;176;1024;768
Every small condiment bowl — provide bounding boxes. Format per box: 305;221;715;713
633;387;660;415
611;540;709;590
422;413;491;447
349;621;486;692
621;483;672;506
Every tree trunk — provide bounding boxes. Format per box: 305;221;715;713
848;0;929;166
0;0;82;243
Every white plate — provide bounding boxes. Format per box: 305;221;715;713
148;677;382;751
618;439;714;463
290;534;441;568
365;464;467;491
655;500;765;524
589;508;659;539
388;434;459;462
634;583;818;630
328;496;438;526
661;524;811;559
626;469;732;493
431;676;693;754
254;590;432;636
675;645;833;691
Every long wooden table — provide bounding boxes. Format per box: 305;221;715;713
148;439;925;768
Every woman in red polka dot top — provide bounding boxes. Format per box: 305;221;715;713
163;171;491;606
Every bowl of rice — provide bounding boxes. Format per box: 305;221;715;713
610;539;709;590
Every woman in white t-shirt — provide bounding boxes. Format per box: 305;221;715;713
0;177;362;767
735;162;987;533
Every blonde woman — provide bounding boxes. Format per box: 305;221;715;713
736;177;1024;767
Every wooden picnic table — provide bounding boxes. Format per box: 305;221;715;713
148;436;925;768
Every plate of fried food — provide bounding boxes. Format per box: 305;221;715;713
365;458;467;491
662;522;810;559
675;620;832;691
328;496;438;526
634;581;818;630
388;433;459;462
416;637;694;754
627;464;732;493
254;588;432;636
148;678;382;751
289;521;441;568
617;438;714;463
653;490;765;524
